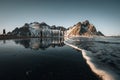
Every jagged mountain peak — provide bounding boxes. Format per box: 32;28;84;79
40;22;48;26
65;20;104;36
82;20;90;26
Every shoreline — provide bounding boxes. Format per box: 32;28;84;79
64;40;115;80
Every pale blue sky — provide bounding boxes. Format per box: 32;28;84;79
0;0;120;36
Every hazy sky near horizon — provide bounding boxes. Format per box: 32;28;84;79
0;0;120;36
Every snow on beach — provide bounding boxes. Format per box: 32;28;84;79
64;36;120;80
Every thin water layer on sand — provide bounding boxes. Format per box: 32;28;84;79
65;36;120;80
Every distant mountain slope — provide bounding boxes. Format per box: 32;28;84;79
65;20;104;37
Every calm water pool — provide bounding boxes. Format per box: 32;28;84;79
0;38;100;80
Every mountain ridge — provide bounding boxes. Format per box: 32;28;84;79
7;20;104;37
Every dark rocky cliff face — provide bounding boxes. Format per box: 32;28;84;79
10;23;31;36
65;20;104;36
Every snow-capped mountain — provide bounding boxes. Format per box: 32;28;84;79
29;22;51;37
65;20;104;37
9;22;66;37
